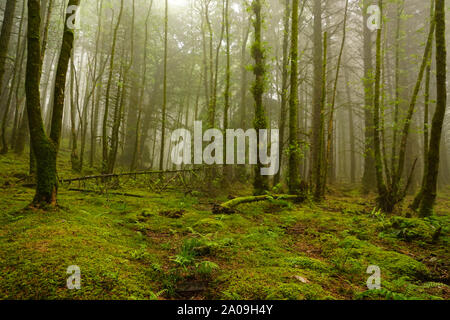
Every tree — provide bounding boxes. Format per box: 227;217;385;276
372;0;436;212
0;0;16;91
311;0;323;192
273;0;290;186
288;0;301;195
313;31;327;200
419;0;447;216
223;0;231;181
361;0;376;193
251;0;268;194
159;0;168;175
107;0;135;174
0;0;24;154
322;0;349;197
102;0;124;174
131;1;153;171
25;0;80;206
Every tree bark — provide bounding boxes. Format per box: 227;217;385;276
361;0;376;192
419;0;447;217
288;0;302;195
274;0;290;186
0;0;17;91
251;0;268;194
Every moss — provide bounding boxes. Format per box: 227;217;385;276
0;154;448;300
285;256;330;272
193;218;225;233
380;216;444;243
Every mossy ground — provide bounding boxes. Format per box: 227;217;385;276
0;151;448;300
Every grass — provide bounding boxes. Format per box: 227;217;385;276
0;151;448;300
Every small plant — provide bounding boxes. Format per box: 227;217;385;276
370;207;385;222
130;248;151;261
171;254;194;271
355;288;408;300
195;260;219;275
149;289;167;300
151;263;163;272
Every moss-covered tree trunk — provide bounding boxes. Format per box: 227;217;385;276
25;0;80;207
323;0;348;196
419;0;447;217
49;0;81;149
69;59;80;171
0;0;16;91
373;0;435;212
131;1;152;172
0;0;23;154
25;0;57;206
411;0;434;211
372;0;390;211
273;0;290;186
108;0;135;175
102;0;123;174
311;0;323;192
40;0;54;62
89;0;104;168
159;0;168;177
361;0;376;193
288;0;302;195
313;32;327;201
392;6;435;196
251;0;268;194
223;0;232;182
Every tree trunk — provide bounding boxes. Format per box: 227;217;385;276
251;0;268;194
323;0;349;195
419;0;447;217
159;0;168;176
311;0;323;192
274;0;290;186
223;0;231;182
362;0;376;193
25;0;57;206
288;0;302;195
102;0;124;173
0;0;17;91
25;0;80;207
0;1;24;154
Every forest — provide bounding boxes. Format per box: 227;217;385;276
0;0;448;301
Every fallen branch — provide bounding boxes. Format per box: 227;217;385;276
212;194;304;214
68;188;144;198
60;168;202;183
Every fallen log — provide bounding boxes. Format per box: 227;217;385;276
212;194;304;214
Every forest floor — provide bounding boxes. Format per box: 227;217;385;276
0;150;449;300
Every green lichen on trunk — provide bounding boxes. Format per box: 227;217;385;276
288;0;302;195
420;0;447;217
250;0;269;195
25;0;57;206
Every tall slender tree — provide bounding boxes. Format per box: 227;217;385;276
311;0;323;192
288;0;301;195
25;0;80;206
0;0;16;92
274;0;290;186
159;0;169;175
361;0;376;193
419;0;447;216
251;0;268;194
102;0;124;174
